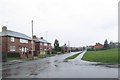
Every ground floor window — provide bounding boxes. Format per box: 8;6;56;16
10;46;16;51
19;46;28;53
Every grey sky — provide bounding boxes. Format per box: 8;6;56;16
0;0;119;47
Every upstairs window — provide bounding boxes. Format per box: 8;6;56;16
20;39;28;43
11;37;15;42
44;43;48;46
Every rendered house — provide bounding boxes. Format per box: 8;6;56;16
0;26;33;59
33;35;52;56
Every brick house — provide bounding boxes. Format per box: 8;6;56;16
94;43;104;50
0;26;33;59
61;44;71;53
33;35;52;56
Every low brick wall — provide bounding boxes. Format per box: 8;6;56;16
19;53;26;58
19;53;33;58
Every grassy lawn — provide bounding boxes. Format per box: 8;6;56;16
7;57;21;60
81;48;118;63
64;52;82;60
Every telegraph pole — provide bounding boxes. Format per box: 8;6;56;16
31;20;34;59
68;41;71;53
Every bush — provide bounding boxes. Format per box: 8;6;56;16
38;54;46;58
46;50;51;54
52;50;57;54
2;52;7;62
7;52;20;58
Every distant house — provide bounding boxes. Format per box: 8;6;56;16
61;44;71;53
0;26;33;59
109;42;119;48
94;43;104;50
33;35;52;56
77;47;84;51
86;46;94;51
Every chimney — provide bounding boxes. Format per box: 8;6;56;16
2;26;7;32
33;35;36;39
40;37;43;39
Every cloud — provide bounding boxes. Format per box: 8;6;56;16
0;0;118;46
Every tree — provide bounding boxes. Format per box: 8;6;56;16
54;39;60;52
104;39;109;49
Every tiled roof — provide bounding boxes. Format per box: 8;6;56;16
33;37;50;44
0;30;31;40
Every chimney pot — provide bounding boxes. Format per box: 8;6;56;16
33;35;36;39
2;26;7;32
40;37;43;39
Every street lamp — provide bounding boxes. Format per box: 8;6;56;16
31;20;34;59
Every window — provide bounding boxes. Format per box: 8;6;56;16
40;43;42;45
25;47;27;52
11;37;15;42
22;47;24;52
44;43;47;46
19;47;22;51
19;46;27;52
10;46;16;51
20;39;28;43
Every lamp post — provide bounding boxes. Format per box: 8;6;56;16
31;20;34;59
68;41;71;53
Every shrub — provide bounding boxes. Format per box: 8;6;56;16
2;52;7;62
52;50;57;54
7;52;20;58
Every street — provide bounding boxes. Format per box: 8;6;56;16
2;51;118;78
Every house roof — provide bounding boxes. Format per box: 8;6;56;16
61;44;69;47
95;43;103;46
0;30;31;40
33;37;50;44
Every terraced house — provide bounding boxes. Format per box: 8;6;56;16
33;35;52;57
0;26;33;59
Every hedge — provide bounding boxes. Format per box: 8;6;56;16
7;52;20;57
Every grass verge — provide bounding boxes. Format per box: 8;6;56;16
64;52;82;61
81;48;118;63
7;57;21;60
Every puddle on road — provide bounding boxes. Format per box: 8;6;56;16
46;62;51;64
2;51;118;78
2;69;11;78
91;63;119;68
2;68;19;78
30;72;38;75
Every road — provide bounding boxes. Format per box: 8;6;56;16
2;51;118;78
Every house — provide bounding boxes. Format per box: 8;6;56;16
33;35;52;56
86;46;94;51
0;26;33;59
94;43;104;50
109;42;119;48
61;44;71;53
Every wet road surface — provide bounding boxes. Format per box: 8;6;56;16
2;51;118;78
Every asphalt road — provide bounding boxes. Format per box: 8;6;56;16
2;51;118;78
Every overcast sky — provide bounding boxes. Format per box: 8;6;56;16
0;0;119;47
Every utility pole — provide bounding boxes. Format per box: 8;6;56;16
68;41;71;53
31;20;34;59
